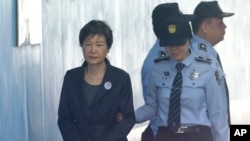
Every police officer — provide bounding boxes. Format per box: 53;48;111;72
191;1;234;124
135;16;229;141
140;3;195;140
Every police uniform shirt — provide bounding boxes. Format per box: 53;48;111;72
140;39;165;135
135;49;229;141
192;35;231;124
141;39;166;135
191;35;219;63
141;39;164;101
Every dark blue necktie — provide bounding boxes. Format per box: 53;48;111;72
217;54;231;124
168;63;184;128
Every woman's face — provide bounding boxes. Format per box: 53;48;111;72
82;34;109;65
165;39;190;62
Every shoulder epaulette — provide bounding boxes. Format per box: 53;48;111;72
154;50;169;63
198;43;207;52
195;56;211;64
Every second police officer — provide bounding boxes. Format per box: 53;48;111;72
135;14;229;141
191;1;234;124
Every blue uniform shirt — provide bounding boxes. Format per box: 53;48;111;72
140;39;165;135
192;35;231;124
141;39;164;101
135;49;229;141
191;35;219;63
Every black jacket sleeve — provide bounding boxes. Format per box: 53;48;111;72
103;74;135;141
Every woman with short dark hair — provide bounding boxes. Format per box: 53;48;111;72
58;20;135;141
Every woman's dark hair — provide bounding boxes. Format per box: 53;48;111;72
79;20;113;49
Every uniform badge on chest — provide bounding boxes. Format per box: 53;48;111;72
189;69;199;80
164;71;170;76
215;71;222;85
163;71;172;80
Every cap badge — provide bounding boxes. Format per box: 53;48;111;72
168;24;176;34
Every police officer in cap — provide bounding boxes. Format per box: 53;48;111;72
139;3;195;141
135;16;229;141
191;1;234;124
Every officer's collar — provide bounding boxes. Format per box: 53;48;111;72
193;35;213;48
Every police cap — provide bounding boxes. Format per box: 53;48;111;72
152;3;195;38
158;17;192;47
194;1;234;20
